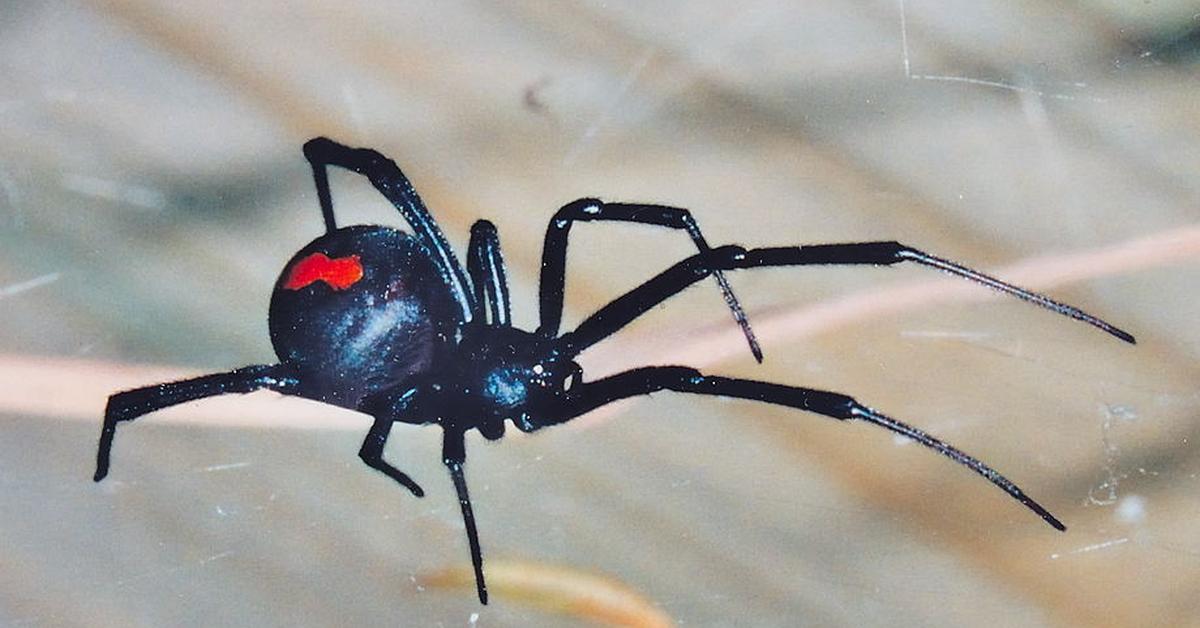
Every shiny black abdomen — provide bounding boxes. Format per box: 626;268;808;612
269;226;462;408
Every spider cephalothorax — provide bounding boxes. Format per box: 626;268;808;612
94;137;1133;605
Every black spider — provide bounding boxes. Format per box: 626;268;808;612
94;137;1134;604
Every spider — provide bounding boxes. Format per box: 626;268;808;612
94;137;1134;605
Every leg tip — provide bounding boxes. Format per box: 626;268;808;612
1112;327;1136;345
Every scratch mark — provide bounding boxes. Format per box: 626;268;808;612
896;0;1105;102
74;334;112;356
1050;537;1128;559
563;47;656;166
0;167;23;228
200;550;235;564
61;173;166;210
201;461;252;472
0;272;61;299
914;74;1049;97
341;83;365;137
900;330;993;340
1088;404;1136;506
116;549;236;588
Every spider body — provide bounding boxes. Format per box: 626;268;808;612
94;137;1133;606
269;225;459;409
446;325;581;434
269;223;581;437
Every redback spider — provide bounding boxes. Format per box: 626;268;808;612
94;137;1134;604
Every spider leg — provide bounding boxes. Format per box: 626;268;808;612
442;428;488;604
537;199;762;361
94;364;302;482
551;366;1065;531
358;416;425;498
557;242;1135;356
302;137;474;322
466;219;512;326
356;384;441;497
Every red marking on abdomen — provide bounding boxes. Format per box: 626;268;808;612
283;253;364;291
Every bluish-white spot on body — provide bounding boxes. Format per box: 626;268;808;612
484;367;528;408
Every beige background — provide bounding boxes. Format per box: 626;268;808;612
1;1;1198;626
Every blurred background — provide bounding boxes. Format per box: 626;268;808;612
1;1;1198;626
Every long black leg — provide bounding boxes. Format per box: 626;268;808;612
552;366;1065;531
537;199;762;361
557;242;1135;356
94;364;302;481
302;137;474;322
467;219;512;327
309;155;336;233
442;429;488;604
358;416;425;498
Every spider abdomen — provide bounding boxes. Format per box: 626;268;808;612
268;225;461;408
